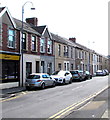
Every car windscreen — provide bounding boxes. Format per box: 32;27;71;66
52;71;59;75
42;75;50;78
85;71;89;74
27;75;40;79
70;71;78;74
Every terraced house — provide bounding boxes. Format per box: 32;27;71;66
0;7;55;88
0;7;21;88
0;6;109;89
51;33;76;71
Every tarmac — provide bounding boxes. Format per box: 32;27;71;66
0;85;109;119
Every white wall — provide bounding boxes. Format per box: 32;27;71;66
20;54;40;86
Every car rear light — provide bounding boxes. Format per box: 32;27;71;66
78;73;80;76
36;80;42;82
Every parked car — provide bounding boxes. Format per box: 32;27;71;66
25;73;56;90
70;70;85;81
51;70;72;84
84;71;92;80
103;69;109;75
96;70;106;76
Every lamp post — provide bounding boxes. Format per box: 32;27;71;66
21;1;35;86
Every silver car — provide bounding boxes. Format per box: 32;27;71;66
25;73;56;90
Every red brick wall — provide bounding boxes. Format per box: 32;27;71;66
1;23;20;53
1;23;54;57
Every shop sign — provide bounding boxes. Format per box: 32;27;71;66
0;54;20;60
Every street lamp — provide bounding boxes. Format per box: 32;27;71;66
21;1;35;86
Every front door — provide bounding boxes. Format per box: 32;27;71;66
36;61;39;73
26;62;32;78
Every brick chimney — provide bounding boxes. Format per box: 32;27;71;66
26;17;38;26
69;37;76;43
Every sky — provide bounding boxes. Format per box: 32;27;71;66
0;0;109;56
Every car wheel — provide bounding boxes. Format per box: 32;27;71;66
41;83;45;89
63;79;65;84
26;86;31;90
69;78;72;84
79;77;82;82
52;82;56;87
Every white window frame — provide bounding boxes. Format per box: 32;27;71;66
40;37;45;53
47;39;52;54
8;28;15;48
32;35;36;51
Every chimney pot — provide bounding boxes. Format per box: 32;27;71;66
69;37;76;43
26;17;38;26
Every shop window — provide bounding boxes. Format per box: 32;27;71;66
2;61;19;82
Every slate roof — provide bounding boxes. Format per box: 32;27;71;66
51;33;94;52
51;33;76;47
34;25;46;34
75;42;90;51
13;18;41;36
0;7;5;13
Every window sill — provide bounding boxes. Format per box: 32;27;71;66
47;52;52;54
31;51;37;53
40;51;45;53
8;47;15;50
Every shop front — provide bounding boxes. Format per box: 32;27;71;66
0;52;20;88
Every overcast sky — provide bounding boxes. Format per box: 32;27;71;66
0;0;109;56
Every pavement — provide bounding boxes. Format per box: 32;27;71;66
63;87;110;119
0;86;26;100
0;86;109;119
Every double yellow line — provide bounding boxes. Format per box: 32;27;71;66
0;92;27;102
48;86;109;119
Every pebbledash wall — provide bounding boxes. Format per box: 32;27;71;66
21;54;40;86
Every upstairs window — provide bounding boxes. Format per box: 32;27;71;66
64;46;69;57
58;44;61;56
47;39;52;54
0;24;2;46
40;38;45;53
22;33;26;50
8;29;15;48
32;36;36;51
71;47;73;58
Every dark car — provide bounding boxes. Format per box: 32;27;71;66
70;70;85;82
96;70;106;76
84;71;92;80
103;69;109;75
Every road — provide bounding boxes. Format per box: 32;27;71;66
2;76;109;119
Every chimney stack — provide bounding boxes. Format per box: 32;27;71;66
26;17;38;26
69;37;76;43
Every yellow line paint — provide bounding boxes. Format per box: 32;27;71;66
48;85;108;119
0;91;28;102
